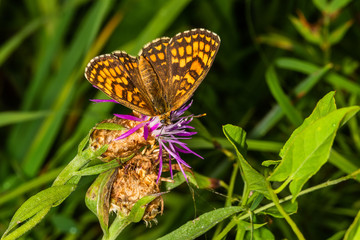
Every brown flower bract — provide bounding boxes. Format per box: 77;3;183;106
90;116;155;161
110;148;163;223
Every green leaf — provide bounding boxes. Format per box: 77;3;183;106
163;171;191;191
98;169;117;234
313;0;328;11
3;185;76;237
290;15;322;45
276;57;360;96
276;58;318;73
263;201;298;218
265;66;303;126
294;63;332;97
344;209;360;240
327;0;353;14
268;92;360;200
75;160;121;176
122;0;192;55
85;173;104;216
127;193;164;223
257;33;294;50
78;130;92;154
329;20;353;45
95;122;127;131
248;226;275;240
0;111;48;127
262;160;281;167
0;18;42;66
237;221;267;231
2;208;50;240
327;231;347;240
223;125;270;199
279;91;336;158
85;168;118;238
193;172;222;189
157;207;244;240
53;145;108;187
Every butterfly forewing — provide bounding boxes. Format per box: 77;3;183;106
167;29;220;111
85;53;155;116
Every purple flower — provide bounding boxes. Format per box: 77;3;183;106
92;99;203;182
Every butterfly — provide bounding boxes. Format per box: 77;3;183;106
84;28;220;123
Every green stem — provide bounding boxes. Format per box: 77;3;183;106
267;181;305;240
274;176;292;194
239;169;360;223
103;215;131;240
213;164;239;239
226;163;238;207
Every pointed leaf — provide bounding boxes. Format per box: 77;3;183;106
0;111;48;127
237;221;267;230
269;94;359;200
223;125;270;199
75;159;121;176
328;0;353;14
290;15;322;44
127;192;165;223
266;66;303;126
344;209;360;240
313;0;328;11
4;185;76;235
279;91;336;158
95;122;127;131
2;208;51;240
157;207;244;240
329;20;353;45
263;201;298;218
98;169;117;233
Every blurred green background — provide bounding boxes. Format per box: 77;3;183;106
1;0;360;239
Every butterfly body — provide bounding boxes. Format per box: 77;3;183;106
85;28;220;122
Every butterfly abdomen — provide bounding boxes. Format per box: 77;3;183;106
138;56;168;114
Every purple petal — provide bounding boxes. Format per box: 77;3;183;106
114;113;143;122
176;132;197;137
175;145;203;159
173;100;193;117
168;155;173;178
164;142;191;168
177;162;188;182
156;143;163;183
143;123;149;140
114;122;146;140
90;99;119;103
150;123;160;132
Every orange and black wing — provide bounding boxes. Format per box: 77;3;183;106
84;52;155;116
166;28;220;111
139;37;170;88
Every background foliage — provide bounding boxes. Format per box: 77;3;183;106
1;0;360;239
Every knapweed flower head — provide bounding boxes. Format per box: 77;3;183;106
110;149;163;224
91;98;203;182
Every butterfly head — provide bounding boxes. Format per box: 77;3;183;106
159;112;172;125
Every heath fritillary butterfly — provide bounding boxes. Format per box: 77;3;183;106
85;28;220;123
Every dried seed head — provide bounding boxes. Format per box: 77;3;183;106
110;148;164;224
90;116;155;161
